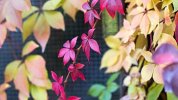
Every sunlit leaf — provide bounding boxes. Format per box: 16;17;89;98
30;85;48;100
22;6;38;18
14;64;29;98
4;60;21;83
22;41;39;57
62;0;78;20
162;0;172;9
88;84;106;97
140;14;150;37
22;13;38;41
105;36;121;49
44;11;65;30
153;66;163;84
141;64;155;83
153;22;163;46
101;49;119;68
33;14;50;52
141;51;153;62
147;11;159;34
42;0;64;10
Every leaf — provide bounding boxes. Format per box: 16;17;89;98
3;2;23;31
33;14;50;52
62;0;78;20
22;13;38;41
30;85;48;100
141;64;155;83
22;41;39;57
99;91;111;100
147;11;159;34
88;84;106;97
175;13;178;42
140;14;150;37
25;55;47;80
173;0;178;12
153;66;163;84
11;0;31;11
42;0;64;10
105;36;121;49
22;6;38;18
147;84;163;100
141;51;153;62
131;13;144;29
0;24;7;48
153;22;163;46
167;92;178;100
158;33;177;47
106;82;119;93
14;64;29;98
101;49;119;68
135;34;147;49
162;0;172;9
4;60;21;83
107;72;120;85
44;11;65;30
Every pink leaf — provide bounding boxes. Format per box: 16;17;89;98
63;40;70;48
75;63;84;69
63;53;70;65
70;36;78;48
0;24;7;48
88;28;95;38
70;50;75;61
51;71;58;82
82;2;91;10
89;39;100;54
68;96;81;100
175;12;178;43
58;48;69;58
91;0;98;7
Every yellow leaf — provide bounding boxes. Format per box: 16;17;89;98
141;51;153;62
135;34;147;49
30;85;48;100
4;60;21;83
141;64;155;83
147;11;159;34
105;36;121;49
153;22;163;47
140;14;150;37
162;0;172;9
42;0;64;10
22;41;39;57
62;0;78;20
123;76;131;86
163;22;175;36
22;13;38;41
33;14;50;52
44;11;65;30
129;6;145;16
158;33;177;47
153;66;163;84
101;49;120;68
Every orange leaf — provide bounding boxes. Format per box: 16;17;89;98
14;64;29;98
22;41;39;57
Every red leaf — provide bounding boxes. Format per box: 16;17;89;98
175;12;178;43
100;0;124;18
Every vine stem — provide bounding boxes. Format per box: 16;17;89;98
63;10;102;88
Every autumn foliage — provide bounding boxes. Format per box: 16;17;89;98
1;0;178;100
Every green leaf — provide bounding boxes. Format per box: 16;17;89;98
99;91;112;100
147;83;163;100
4;60;21;82
105;36;121;49
107;72;120;85
107;82;119;93
30;85;48;100
173;0;178;12
88;84;106;97
22;41;39;57
167;92;178;100
22;13;38;41
42;0;64;10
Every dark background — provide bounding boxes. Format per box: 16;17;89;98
0;0;126;100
